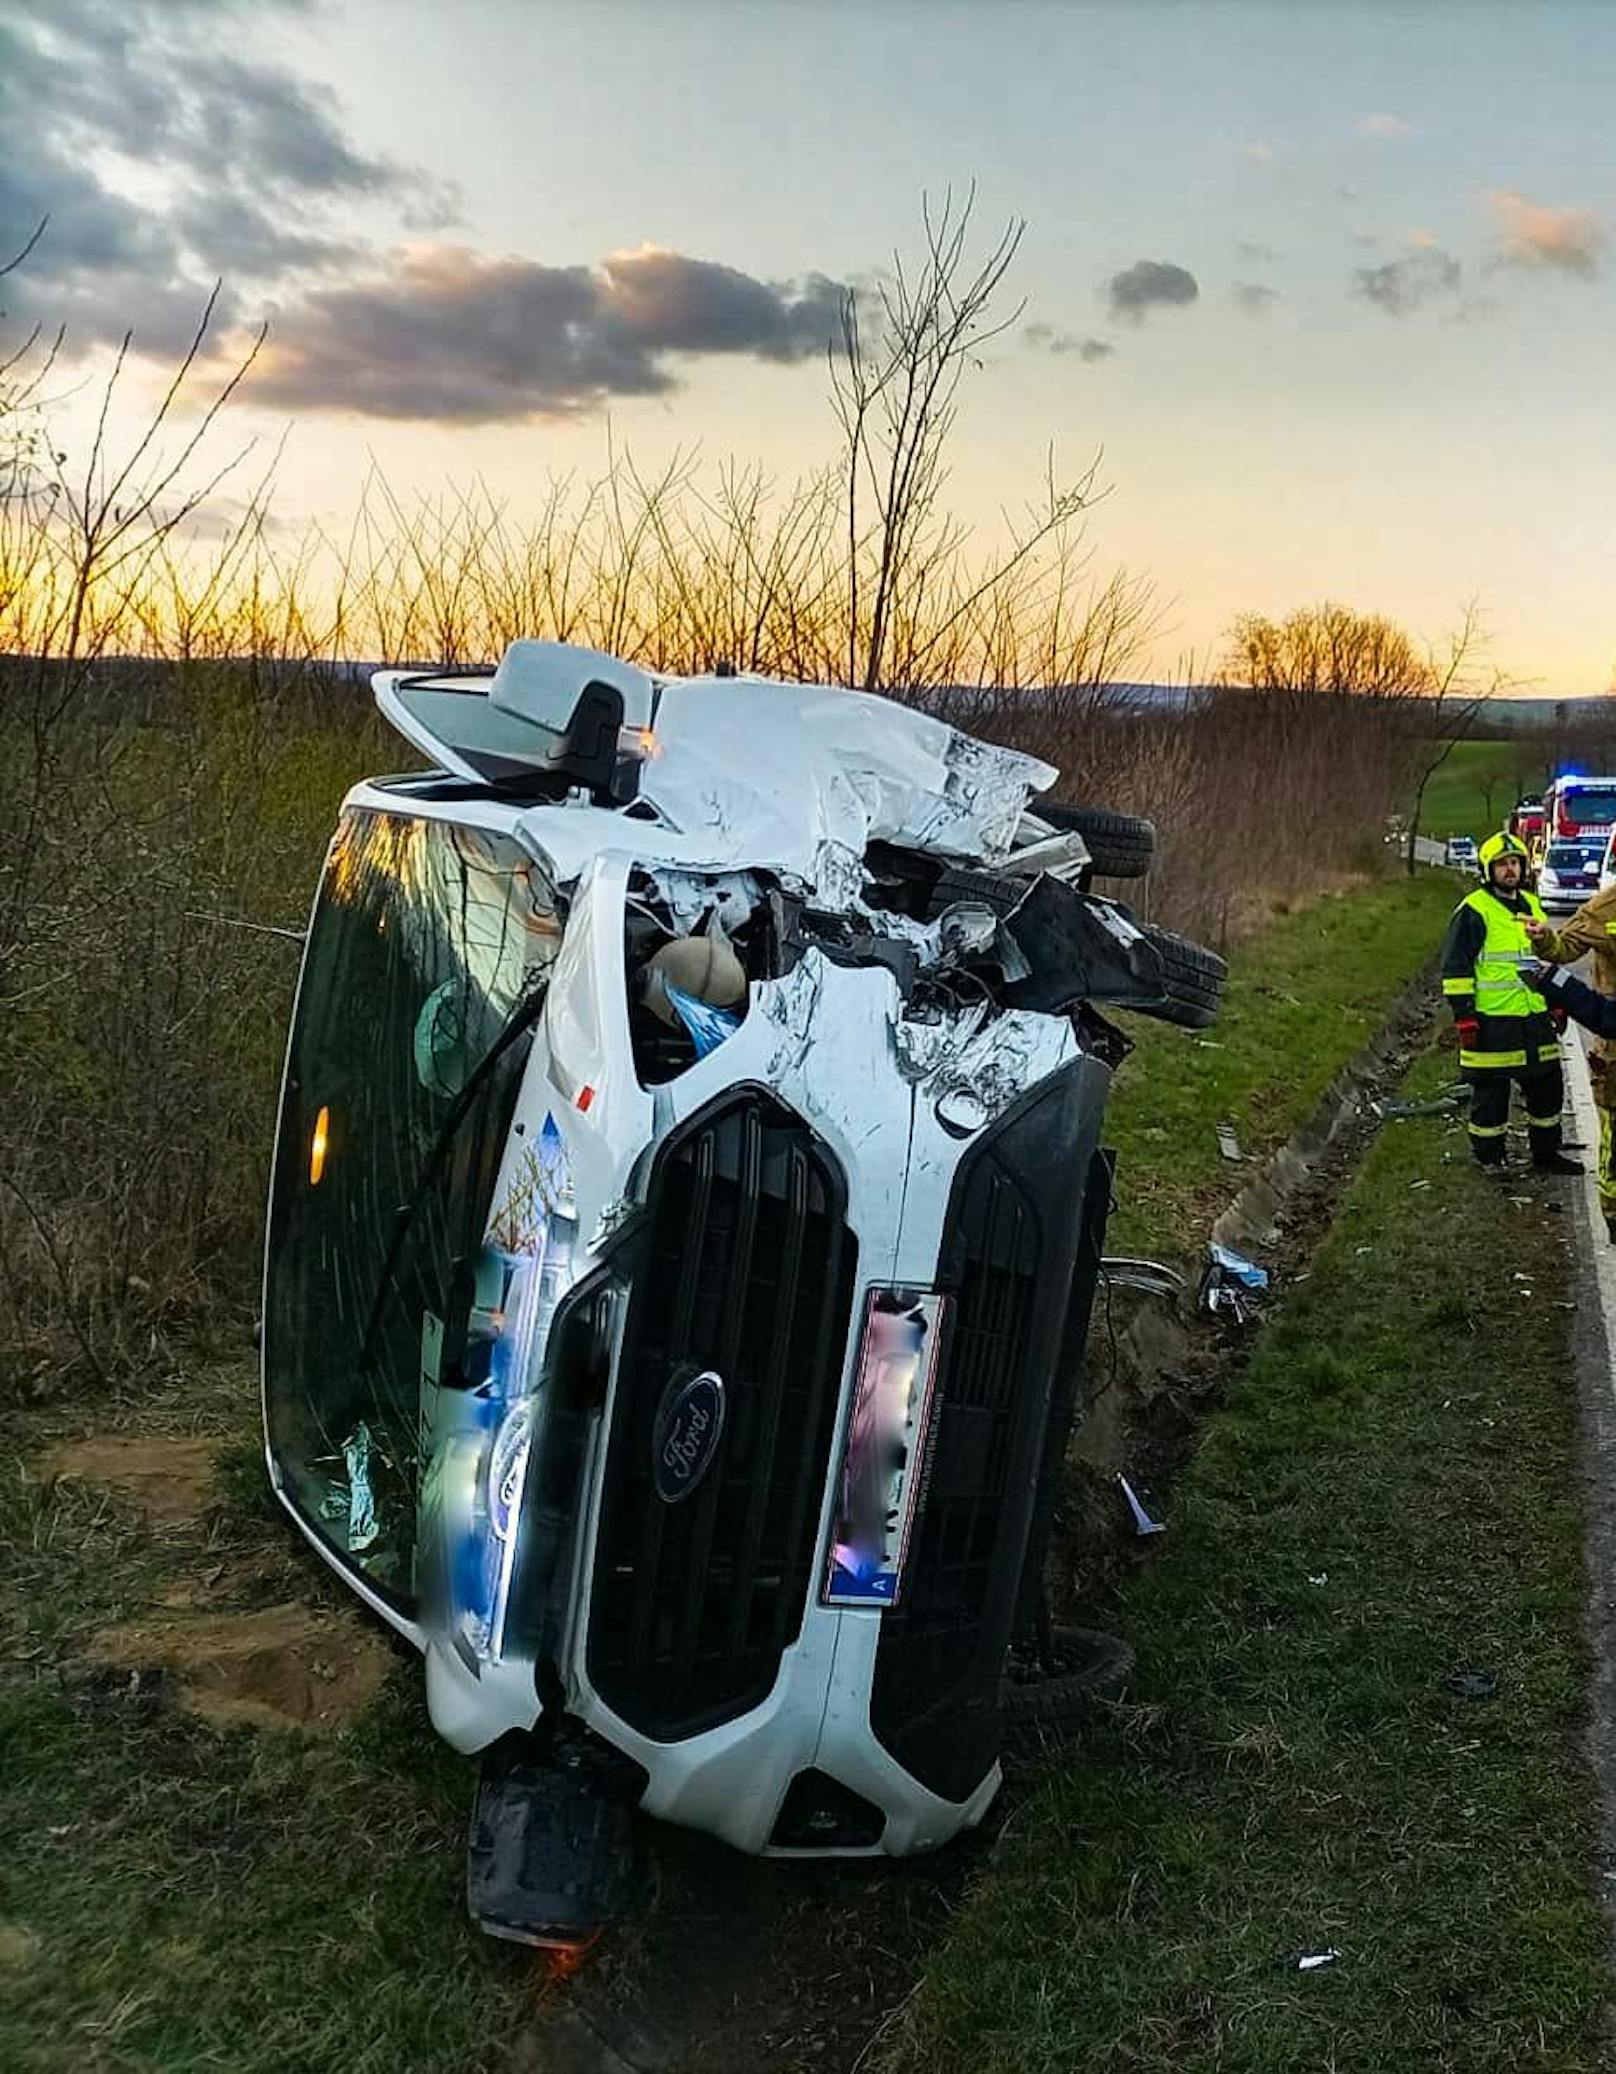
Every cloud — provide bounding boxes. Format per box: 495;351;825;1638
1024;322;1113;362
0;1;849;425
1354;244;1462;314
0;0;454;355
247;244;850;422
1358;113;1412;139
1106;259;1199;323
1233;282;1280;315
1235;239;1278;263
1488;190;1605;275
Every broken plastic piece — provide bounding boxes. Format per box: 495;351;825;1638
343;1422;379;1553
1209;1243;1269;1291
1117;1473;1165;1537
1216;1122;1244;1161
663;982;742;1058
1294;1949;1341;1972
1444;1669;1497;1701
1374;1086;1469;1120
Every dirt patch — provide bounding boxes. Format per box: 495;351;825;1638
84;1601;394;1733
42;1434;222;1523
0;1924;41;1970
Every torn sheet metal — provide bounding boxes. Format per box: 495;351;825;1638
628;676;1055;903
1103;1257;1186;1300
894;1004;1071;1126
895;728;1058;860
643;867;762;934
761;956;824;1078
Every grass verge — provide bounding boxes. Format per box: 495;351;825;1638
880;1044;1608;2074
0;1387;544;2072
1106;870;1456;1259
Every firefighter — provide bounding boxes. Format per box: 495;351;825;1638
1524;884;1616;1234
1440;830;1580;1175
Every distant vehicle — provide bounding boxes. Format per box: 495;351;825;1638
1508;797;1546;857
1543;775;1616;850
1538;839;1603;915
1445;834;1479;872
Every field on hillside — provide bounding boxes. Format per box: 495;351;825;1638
1418;738;1548;840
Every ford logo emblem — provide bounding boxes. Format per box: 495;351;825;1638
651;1369;726;1504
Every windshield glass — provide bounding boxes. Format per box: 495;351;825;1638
1563;788;1616;826
264;809;564;1607
1547;843;1597;868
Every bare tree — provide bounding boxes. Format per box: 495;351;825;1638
1401;603;1505;875
829;187;1099;695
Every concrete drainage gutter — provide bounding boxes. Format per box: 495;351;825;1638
1065;964;1440;1563
1211;966;1437;1258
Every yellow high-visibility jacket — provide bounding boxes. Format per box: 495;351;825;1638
1440;881;1558;1072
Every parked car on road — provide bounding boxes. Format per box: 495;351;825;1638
1538;840;1604;914
1445;834;1479;873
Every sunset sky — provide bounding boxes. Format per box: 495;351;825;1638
5;0;1614;691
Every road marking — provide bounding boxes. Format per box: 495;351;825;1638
1562;1033;1616;1395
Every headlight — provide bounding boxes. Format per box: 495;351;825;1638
429;1115;581;1666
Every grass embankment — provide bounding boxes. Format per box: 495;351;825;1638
883;1045;1607;2074
0;1407;541;2069
1421;737;1548;841
0;1402;551;2065
1106;870;1456;1259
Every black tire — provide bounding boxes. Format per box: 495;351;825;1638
926;863;1026;920
1038;804;1156;879
1129;923;1226;1030
1001;1626;1135;1750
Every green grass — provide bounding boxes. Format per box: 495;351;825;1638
0;1391;543;2072
1106;871;1457;1259
1419;737;1548;842
880;1045;1607;2074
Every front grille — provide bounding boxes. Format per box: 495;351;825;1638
871;1057;1110;1802
587;1088;856;1740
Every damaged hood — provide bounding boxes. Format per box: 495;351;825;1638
641;676;1054;890
386;666;1055;904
